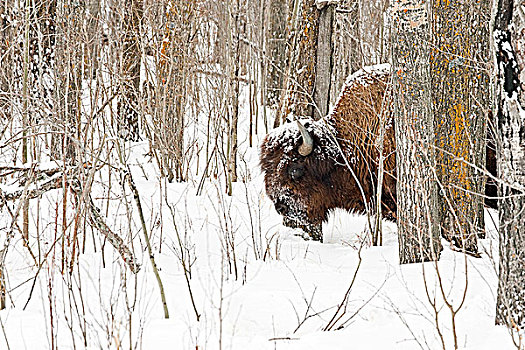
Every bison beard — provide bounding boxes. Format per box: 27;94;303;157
260;65;495;242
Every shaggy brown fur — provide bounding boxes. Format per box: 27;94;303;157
260;65;496;241
260;66;395;240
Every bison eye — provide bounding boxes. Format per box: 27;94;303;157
288;164;305;181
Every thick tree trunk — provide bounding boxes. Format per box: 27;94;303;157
392;0;442;264
276;0;338;124
290;0;319;119
494;0;525;330
432;0;490;253
276;0;320;124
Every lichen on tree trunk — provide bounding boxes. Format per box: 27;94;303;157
277;0;321;124
431;0;490;253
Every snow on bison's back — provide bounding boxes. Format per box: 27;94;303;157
260;64;396;241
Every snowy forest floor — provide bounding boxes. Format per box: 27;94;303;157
0;76;519;349
0;138;517;350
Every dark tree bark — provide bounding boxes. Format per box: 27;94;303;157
277;0;336;124
330;0;361;107
0;2;14;122
431;0;490;253
54;0;81;161
118;0;142;141
20;0;57;241
288;0;319;119
276;0;319;125
392;0;442;264
227;0;246;195
266;0;288;107
27;0;56;122
494;0;525;331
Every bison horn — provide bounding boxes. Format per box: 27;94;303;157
296;120;313;156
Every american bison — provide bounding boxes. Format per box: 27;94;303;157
260;65;396;241
260;64;495;242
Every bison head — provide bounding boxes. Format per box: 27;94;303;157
260;119;343;240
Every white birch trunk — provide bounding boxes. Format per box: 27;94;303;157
494;0;525;330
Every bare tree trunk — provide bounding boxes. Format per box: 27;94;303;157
313;2;335;119
0;265;5;310
290;0;319;119
432;0;490;253
277;0;320;124
330;0;361;107
227;0;245;195
54;0;80;161
266;0;287;107
258;0;269;133
392;0;442;264
0;2;13;123
494;0;525;330
21;1;32;243
155;0;200;182
118;0;142;141
85;0;102;79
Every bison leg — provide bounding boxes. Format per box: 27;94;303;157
283;217;323;242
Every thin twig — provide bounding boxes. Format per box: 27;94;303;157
125;167;169;318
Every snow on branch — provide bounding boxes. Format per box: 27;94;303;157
85;192;141;274
0;166;140;273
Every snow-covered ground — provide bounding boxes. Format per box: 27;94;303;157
0;72;518;349
0;137;517;349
